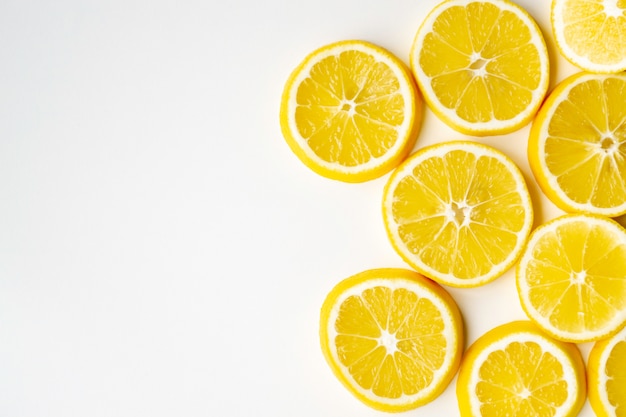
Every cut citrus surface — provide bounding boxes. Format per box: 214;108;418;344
517;213;626;343
552;0;626;73
279;40;422;183
588;324;626;417
319;268;463;412
456;321;586;417
382;141;533;287
529;72;626;217
410;0;549;135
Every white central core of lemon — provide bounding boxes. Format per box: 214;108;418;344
447;201;472;227
469;52;488;77
379;329;399;355
340;99;357;117
572;270;587;285
518;387;531;399
603;0;624;18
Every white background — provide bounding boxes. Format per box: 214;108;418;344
0;0;599;416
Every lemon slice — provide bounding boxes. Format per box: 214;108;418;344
529;72;626;217
279;40;422;183
382;141;533;287
319;268;463;412
410;0;549;136
588;324;626;417
517;213;626;343
552;0;626;73
457;321;586;417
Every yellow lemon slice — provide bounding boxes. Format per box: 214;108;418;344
382;141;533;287
410;0;549;136
588;324;626;417
280;40;422;183
319;268;463;412
552;0;626;73
457;321;586;417
517;213;626;343
529;72;626;217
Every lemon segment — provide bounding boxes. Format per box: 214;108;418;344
410;0;549;135
529;72;626;217
457;321;586;417
280;40;422;182
382;141;533;287
588;325;626;417
552;0;626;73
517;213;626;343
319;268;463;412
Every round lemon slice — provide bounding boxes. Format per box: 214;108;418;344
552;0;626;73
517;213;626;343
319;268;463;412
382;141;533;287
457;321;586;417
410;0;549;135
529;72;626;217
588;324;626;417
280;40;422;183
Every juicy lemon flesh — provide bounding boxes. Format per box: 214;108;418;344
334;286;447;398
295;50;405;167
525;220;626;335
420;2;542;123
606;340;626;416
560;0;626;66
391;150;527;280
545;77;626;209
476;341;568;416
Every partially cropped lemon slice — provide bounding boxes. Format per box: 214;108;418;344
517;213;626;343
529;72;626;217
319;268;463;412
410;0;549;135
588;324;626;417
457;321;586;417
382;141;533;287
552;0;626;73
280;40;422;183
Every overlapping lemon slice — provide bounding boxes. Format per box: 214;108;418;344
588;324;626;417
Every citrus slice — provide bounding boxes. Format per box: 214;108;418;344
457;321;586;417
382;141;533;287
410;0;549;135
517;213;626;343
588;324;626;417
279;40;422;183
319;268;463;412
552;0;626;73
528;72;626;217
